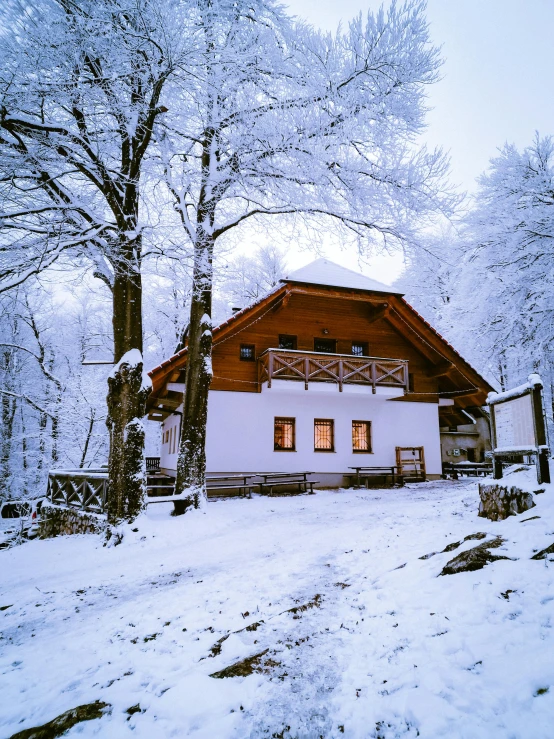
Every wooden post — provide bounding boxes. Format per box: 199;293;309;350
489;403;502;479
304;357;310;390
338;358;343;392
532;382;550;484
268;352;273;389
371;361;376;394
537;449;550;485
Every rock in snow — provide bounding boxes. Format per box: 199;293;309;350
479;482;536;521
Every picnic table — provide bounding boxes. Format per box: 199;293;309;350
147;474;259;504
257;472;318;496
347;466;404;488
442;463;492;479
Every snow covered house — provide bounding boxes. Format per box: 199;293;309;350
147;259;493;485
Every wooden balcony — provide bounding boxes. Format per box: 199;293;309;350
258;349;409;393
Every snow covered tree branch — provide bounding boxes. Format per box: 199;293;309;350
0;0;190;521
159;0;457;511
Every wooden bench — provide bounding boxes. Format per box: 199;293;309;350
257;472;319;497
347;466;404;488
443;463;492;479
146;475;258;504
206;475;258;499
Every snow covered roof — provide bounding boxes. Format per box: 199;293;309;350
282;258;401;295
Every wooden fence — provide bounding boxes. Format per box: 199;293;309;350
46;470;108;514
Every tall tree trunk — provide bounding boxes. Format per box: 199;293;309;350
0;378;16;498
37;411;47;479
20;405;28;495
174;231;214;513
105;238;149;525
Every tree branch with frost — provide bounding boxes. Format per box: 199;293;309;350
157;0;456;512
0;390;56;421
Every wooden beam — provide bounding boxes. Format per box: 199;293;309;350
388;393;439;403
385;309;443;363
272;291;292;313
367;302;390;323
148;411;171;421
289;286;393;304
150;396;182;410
427;360;454;378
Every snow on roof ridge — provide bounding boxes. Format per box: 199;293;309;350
282;257;400;295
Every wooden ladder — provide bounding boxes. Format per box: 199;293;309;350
395;446;426;482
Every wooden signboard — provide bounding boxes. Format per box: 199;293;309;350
487;374;550;484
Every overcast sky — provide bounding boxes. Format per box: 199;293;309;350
281;0;554;282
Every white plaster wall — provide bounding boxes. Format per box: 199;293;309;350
160;413;181;471
158;384;442;476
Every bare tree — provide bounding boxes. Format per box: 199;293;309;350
0;283;112;500
0;0;188;522
159;0;457;511
220;245;289;311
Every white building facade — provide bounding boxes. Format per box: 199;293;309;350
149;259;493;486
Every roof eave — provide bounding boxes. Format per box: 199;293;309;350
280;278;404;297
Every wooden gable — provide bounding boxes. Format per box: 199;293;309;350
148;281;494;417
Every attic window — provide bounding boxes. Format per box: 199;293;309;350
240;344;256;361
314;337;336;353
279;334;297;350
352;341;368;357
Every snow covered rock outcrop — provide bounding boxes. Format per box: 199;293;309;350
439;536;510;575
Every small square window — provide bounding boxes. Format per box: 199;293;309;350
352;341;368;357
314;419;334;452
352;420;372;453
279;334;297;350
314;337;336;353
274;417;295;451
240;344;256;361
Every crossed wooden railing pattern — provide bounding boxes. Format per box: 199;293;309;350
46;470;108;513
258;349;409;393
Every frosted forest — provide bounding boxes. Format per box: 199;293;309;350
1;0;554;737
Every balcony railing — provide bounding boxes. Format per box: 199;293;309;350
258;349;408;393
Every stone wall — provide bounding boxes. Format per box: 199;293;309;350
39;501;107;538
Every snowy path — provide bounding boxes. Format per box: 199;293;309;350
2;480;554;738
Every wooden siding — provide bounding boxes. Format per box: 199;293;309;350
210;292;439;394
147;283;495;417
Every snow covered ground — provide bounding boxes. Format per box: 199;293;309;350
2;476;554;738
